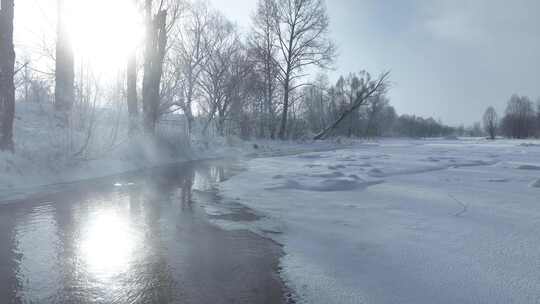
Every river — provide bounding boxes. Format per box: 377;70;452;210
0;161;285;304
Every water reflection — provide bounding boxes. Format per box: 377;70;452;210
79;207;136;279
13;204;62;302
0;161;284;304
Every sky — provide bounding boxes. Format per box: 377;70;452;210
209;0;540;126
14;0;142;80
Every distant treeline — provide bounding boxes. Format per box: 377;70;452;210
481;95;540;140
286;73;455;139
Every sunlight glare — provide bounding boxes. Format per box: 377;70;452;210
64;0;143;77
79;210;136;278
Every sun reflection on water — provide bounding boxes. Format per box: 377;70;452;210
79;209;137;279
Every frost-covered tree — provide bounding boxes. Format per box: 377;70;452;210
365;95;390;138
273;0;336;139
502;95;536;139
393;115;454;138
55;0;75;113
469;122;484;137
483;106;498;140
334;74;363;137
198;14;250;136
141;0;183;134
172;1;212;134
314;71;389;140
250;0;280;138
0;0;15;151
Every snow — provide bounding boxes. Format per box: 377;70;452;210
0;102;346;201
5;103;540;303
219;138;540;304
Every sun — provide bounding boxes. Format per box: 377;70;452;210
64;0;143;77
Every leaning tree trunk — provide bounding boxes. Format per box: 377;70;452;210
54;0;75;114
0;0;16;151
314;72;390;140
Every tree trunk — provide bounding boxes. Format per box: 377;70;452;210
278;73;290;140
127;51;138;133
142;6;167;135
142;1;155;134
265;64;275;139
185;102;194;135
0;0;15;151
217;110;226;136
184;74;195;135
54;0;75;113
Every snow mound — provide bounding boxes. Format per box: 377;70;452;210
520;143;540;147
269;177;382;192
517;164;540;171
308;172;345;178
487;178;510;183
368;168;385;177
297;153;329;159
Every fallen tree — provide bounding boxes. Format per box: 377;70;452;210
314;71;390;140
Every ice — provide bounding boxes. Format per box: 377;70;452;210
220;138;540;304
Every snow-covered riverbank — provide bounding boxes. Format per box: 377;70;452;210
0;103;348;201
219;138;540;304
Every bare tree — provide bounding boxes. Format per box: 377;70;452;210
334;73;362;137
199;14;244;135
314;72;390;140
364;95;390;138
273;0;336;139
251;0;280;138
483;106;498;140
170;1;212;135
302;74;330;133
141;0;183;134
0;0;15;151
502;95;536;139
55;0;75;113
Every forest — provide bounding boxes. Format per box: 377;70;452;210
1;0;540;157
0;0;479;157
